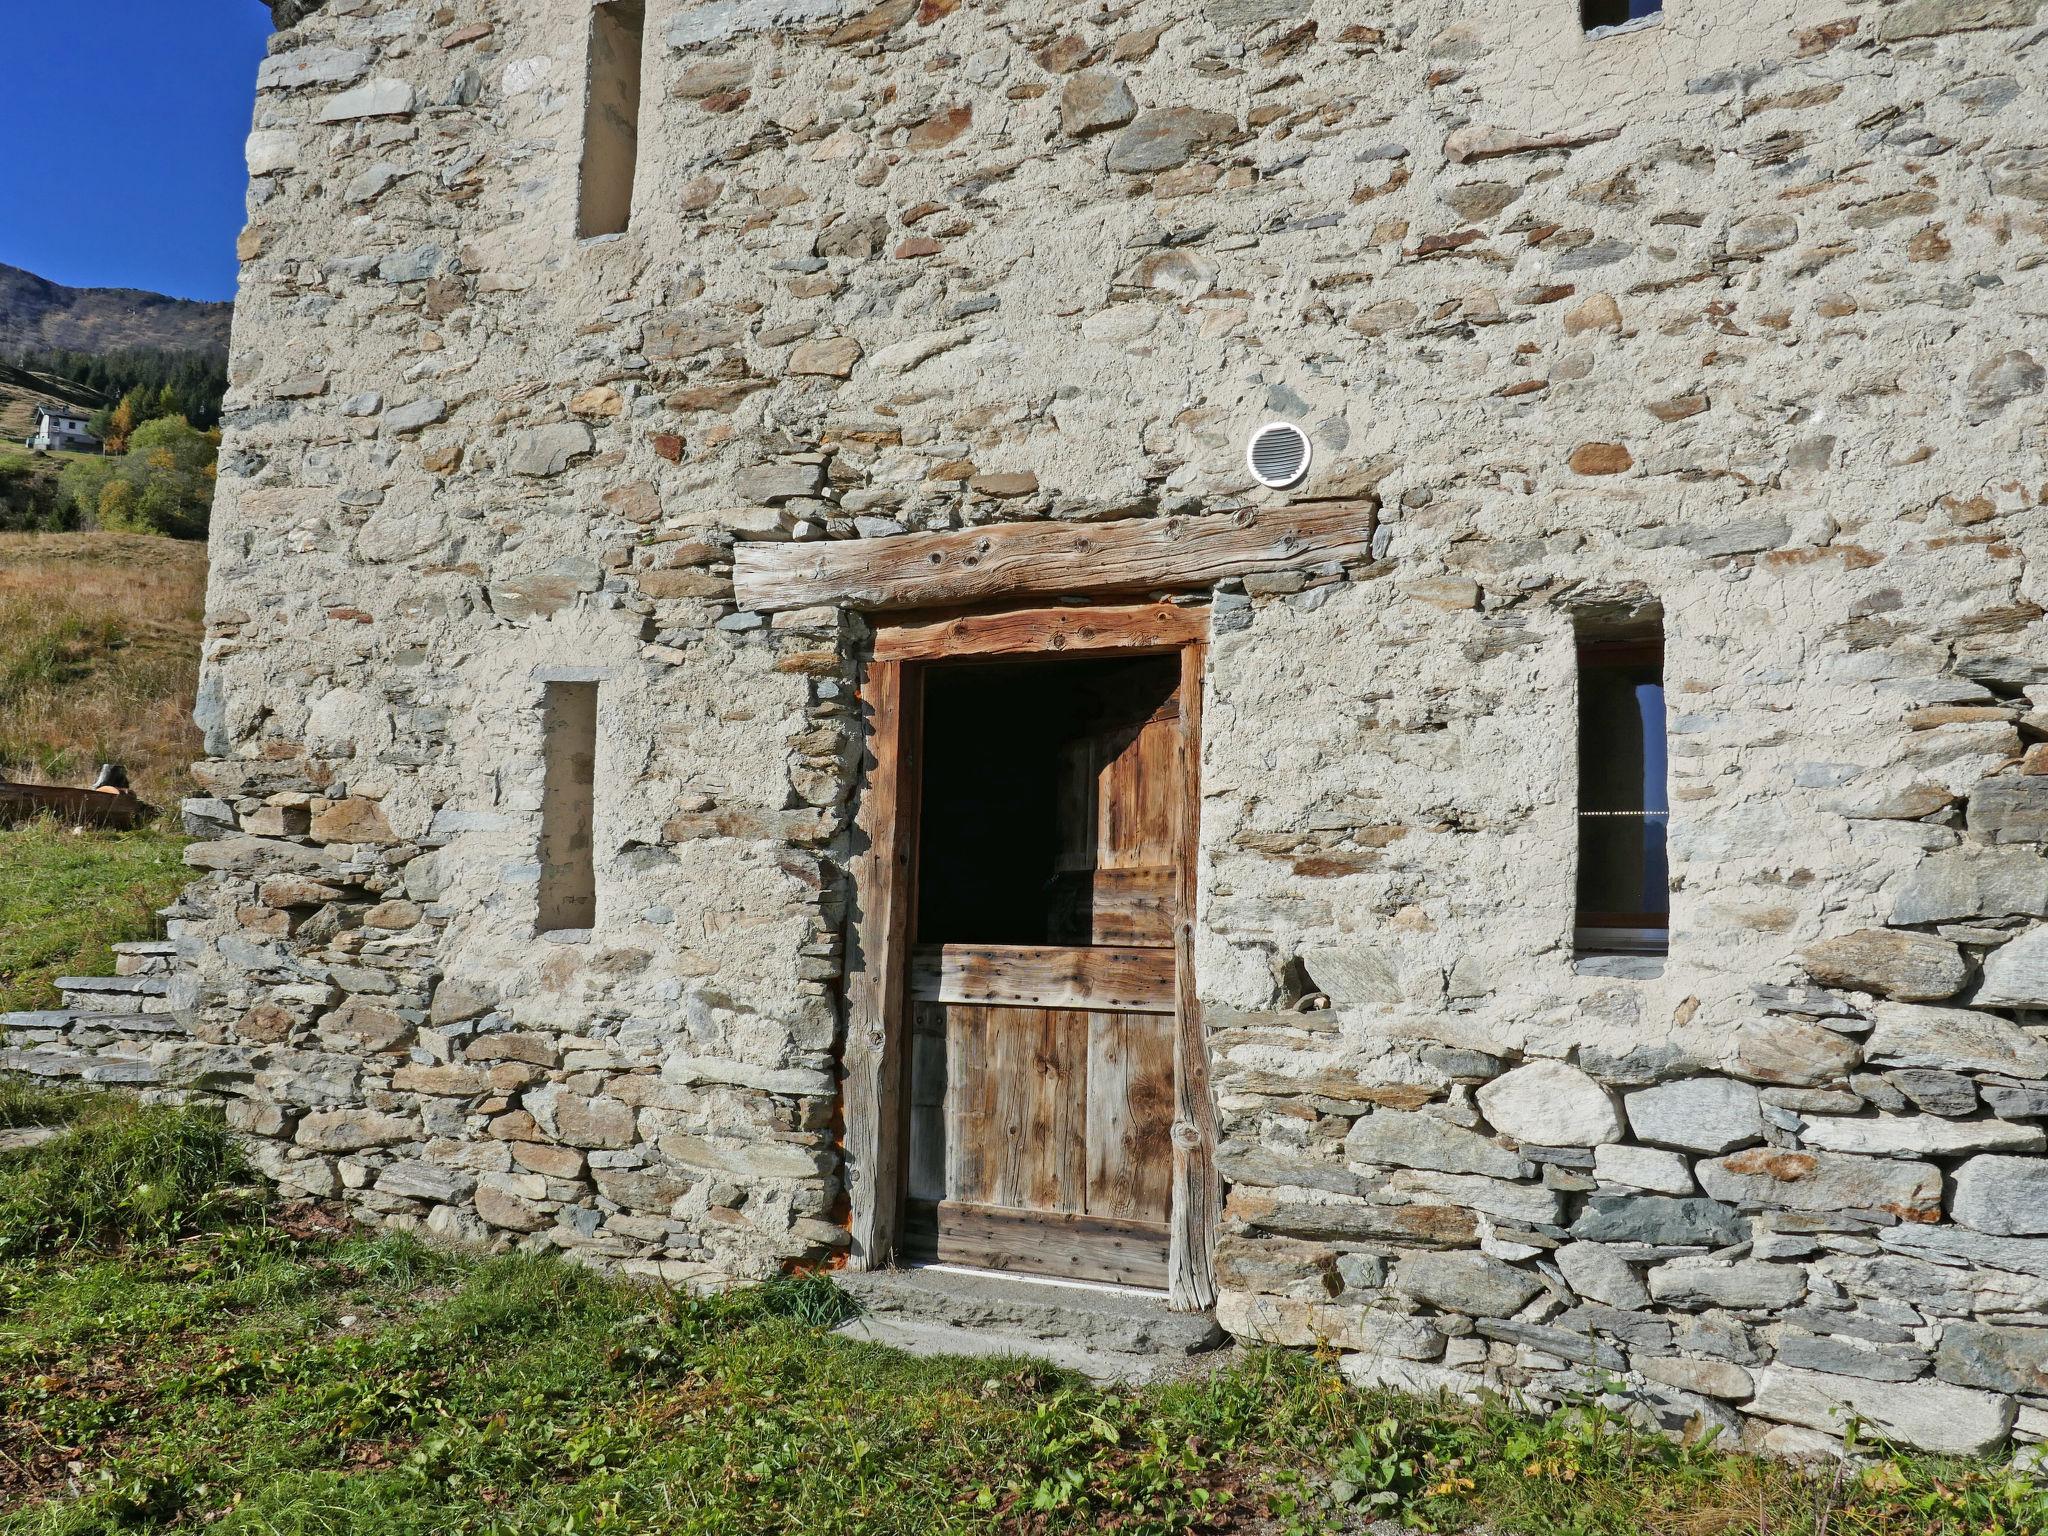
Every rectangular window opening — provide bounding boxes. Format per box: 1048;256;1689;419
1575;629;1668;956
538;682;599;933
1581;0;1663;32
576;0;645;239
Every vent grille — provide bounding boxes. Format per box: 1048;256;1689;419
1247;422;1312;489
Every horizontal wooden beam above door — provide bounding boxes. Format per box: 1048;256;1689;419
910;944;1177;1015
872;601;1208;663
732;501;1376;614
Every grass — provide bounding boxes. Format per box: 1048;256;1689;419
0;1092;2043;1536
0;817;190;1012
0;530;201;1011
0;530;206;806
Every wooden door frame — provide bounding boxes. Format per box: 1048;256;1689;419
842;600;1219;1311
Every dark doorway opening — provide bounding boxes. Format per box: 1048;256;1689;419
915;652;1182;950
1581;0;1663;30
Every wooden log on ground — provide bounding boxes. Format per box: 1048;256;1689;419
0;781;149;831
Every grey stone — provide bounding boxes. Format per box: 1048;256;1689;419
258;45;372;90
1776;1332;1927;1383
1889;1069;1978;1116
1984;1082;2048;1120
1555;1241;1650;1310
1345;1109;1525;1179
1749;1366;2015;1456
1936;1323;2048;1395
295;1108;415;1152
1476;1060;1622;1147
1636;1355;1755;1400
1799;1114;2044;1158
1592;1142;1695;1195
1962;350;2046;421
1060;71;1138;138
317;79;415;122
378;244;443;283
1624;1077;1764;1154
1392;1251;1544;1317
1972;778;2048;843
736;462;827;503
375;1160;475;1202
1646;1259;1806;1310
1981;927;2048;1008
507;423;595;478
1952;1154;2048;1235
1695;1148;1942;1224
1881;1223;2048;1278
1866;1004;2048;1077
1802;929;1970;1001
1569;1195;1748;1248
1892;848;2048;925
1734;1018;1862;1086
381;398;447;436
1106;108;1238;174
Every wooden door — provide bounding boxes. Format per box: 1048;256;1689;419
846;603;1218;1307
900;650;1189;1287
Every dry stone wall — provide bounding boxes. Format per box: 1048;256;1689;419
8;0;2045;1458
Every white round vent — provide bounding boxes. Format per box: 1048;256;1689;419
1247;422;1312;489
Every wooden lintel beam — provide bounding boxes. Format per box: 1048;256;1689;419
872;601;1208;663
733;501;1376;614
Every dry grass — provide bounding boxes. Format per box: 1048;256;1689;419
0;532;206;807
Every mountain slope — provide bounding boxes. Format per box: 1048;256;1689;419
0;264;231;358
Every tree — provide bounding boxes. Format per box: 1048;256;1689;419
57;414;217;539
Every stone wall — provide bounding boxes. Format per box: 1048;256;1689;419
58;0;2043;1455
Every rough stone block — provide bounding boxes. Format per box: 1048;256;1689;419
1801;929;1970;1001
1749;1366;2015;1456
1695;1148;1942;1224
1952;1154;2048;1235
1624;1077;1764;1154
1476;1060;1621;1147
1392;1251;1543;1318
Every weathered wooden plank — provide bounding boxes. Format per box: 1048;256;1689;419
735;503;1376;614
1086;1012;1175;1224
843;660;921;1271
871;601;1210;662
986;1007;1087;1213
907;1199;1170;1289
1168;642;1220;1313
909;944;1176;1014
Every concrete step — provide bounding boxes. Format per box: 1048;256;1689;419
56;975;171;1012
837;1265;1226;1363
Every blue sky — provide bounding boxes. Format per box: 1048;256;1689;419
0;3;274;302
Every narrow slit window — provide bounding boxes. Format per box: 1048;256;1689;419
1575;633;1668;955
577;0;645;238
538;682;598;932
1581;0;1663;31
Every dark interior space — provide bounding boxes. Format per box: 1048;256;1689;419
915;653;1181;948
1575;635;1670;951
1580;0;1662;29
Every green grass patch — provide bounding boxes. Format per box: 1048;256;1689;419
0;818;189;1012
0;1094;2043;1535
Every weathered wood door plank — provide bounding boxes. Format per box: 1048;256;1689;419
909;944;1176;1014
843;660;921;1271
735;503;1375;614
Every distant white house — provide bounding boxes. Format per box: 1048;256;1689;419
27;403;99;453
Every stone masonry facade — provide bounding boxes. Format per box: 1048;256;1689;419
6;0;2048;1460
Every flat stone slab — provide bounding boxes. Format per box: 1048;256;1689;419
55;975;170;995
839;1266;1225;1358
831;1314;1173;1384
0;1126;63;1154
